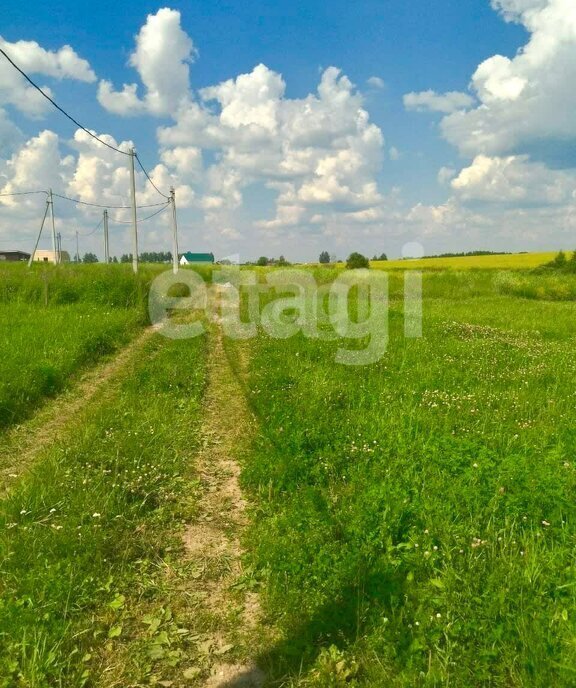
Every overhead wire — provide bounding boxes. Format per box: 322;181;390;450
51;192;167;209
0;190;48;198
109;202;170;224
77;216;103;237
0;47;129;156
135;153;170;199
0;48;177;258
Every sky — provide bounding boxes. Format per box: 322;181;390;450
1;0;575;262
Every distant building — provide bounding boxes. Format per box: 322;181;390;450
0;250;31;262
179;252;215;265
32;250;71;264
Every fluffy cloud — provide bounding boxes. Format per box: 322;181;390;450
98;8;196;116
157;64;385;234
438;0;576;156
0;130;68;199
451;154;576;204
404;89;474;113
0;37;96;117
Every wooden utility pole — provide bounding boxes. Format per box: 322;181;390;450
103;209;110;264
129;148;139;273
28;198;51;267
49;189;58;264
170;186;179;274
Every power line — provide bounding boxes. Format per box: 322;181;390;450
77;216;103;237
109;202;170;224
0;190;48;198
0;47;129;156
135;153;170;199
51;192;167;210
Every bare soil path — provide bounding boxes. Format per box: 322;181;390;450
0;326;156;494
183;300;266;687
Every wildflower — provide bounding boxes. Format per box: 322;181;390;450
542;520;550;527
92;512;101;518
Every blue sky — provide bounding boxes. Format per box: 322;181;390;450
1;0;575;261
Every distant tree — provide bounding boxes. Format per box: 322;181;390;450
346;252;370;270
139;251;172;263
378;253;388;261
256;256;268;266
277;255;289;266
319;251;330;264
83;252;98;264
120;254;131;263
112;256;119;263
551;250;567;268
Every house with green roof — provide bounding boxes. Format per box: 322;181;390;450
179;252;215;265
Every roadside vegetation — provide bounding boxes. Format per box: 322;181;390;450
0;264;156;431
0;333;206;687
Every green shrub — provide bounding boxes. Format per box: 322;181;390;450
345;253;369;270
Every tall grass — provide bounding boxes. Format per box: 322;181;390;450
0;334;206;686
229;272;576;686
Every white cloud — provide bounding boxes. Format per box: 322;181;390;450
404;89;474;113
367;76;385;89
97;8;196;116
158;64;385;232
439;0;576;156
219;226;243;240
0;37;96;82
451;154;576;204
0;37;96;117
0;130;66;199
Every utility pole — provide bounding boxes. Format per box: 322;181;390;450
49;189;57;264
129;147;139;273
75;230;80;263
28;198;51;268
170;186;179;274
56;232;62;263
103;209;110;264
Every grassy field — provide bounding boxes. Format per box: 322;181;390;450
0;333;206;687
0;264;154;431
2;262;576;686
226;268;576;686
368;252;557;271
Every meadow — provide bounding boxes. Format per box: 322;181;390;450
0;332;206;687
369;251;557;271
1;259;576;686
0;264;154;430
227;267;576;686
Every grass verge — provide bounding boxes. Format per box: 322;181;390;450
0;333;206;687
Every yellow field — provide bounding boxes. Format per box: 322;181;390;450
367;252;557;270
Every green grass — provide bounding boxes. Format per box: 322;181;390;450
0;264;158;431
229;269;576;687
0;303;142;430
0;333;206;687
